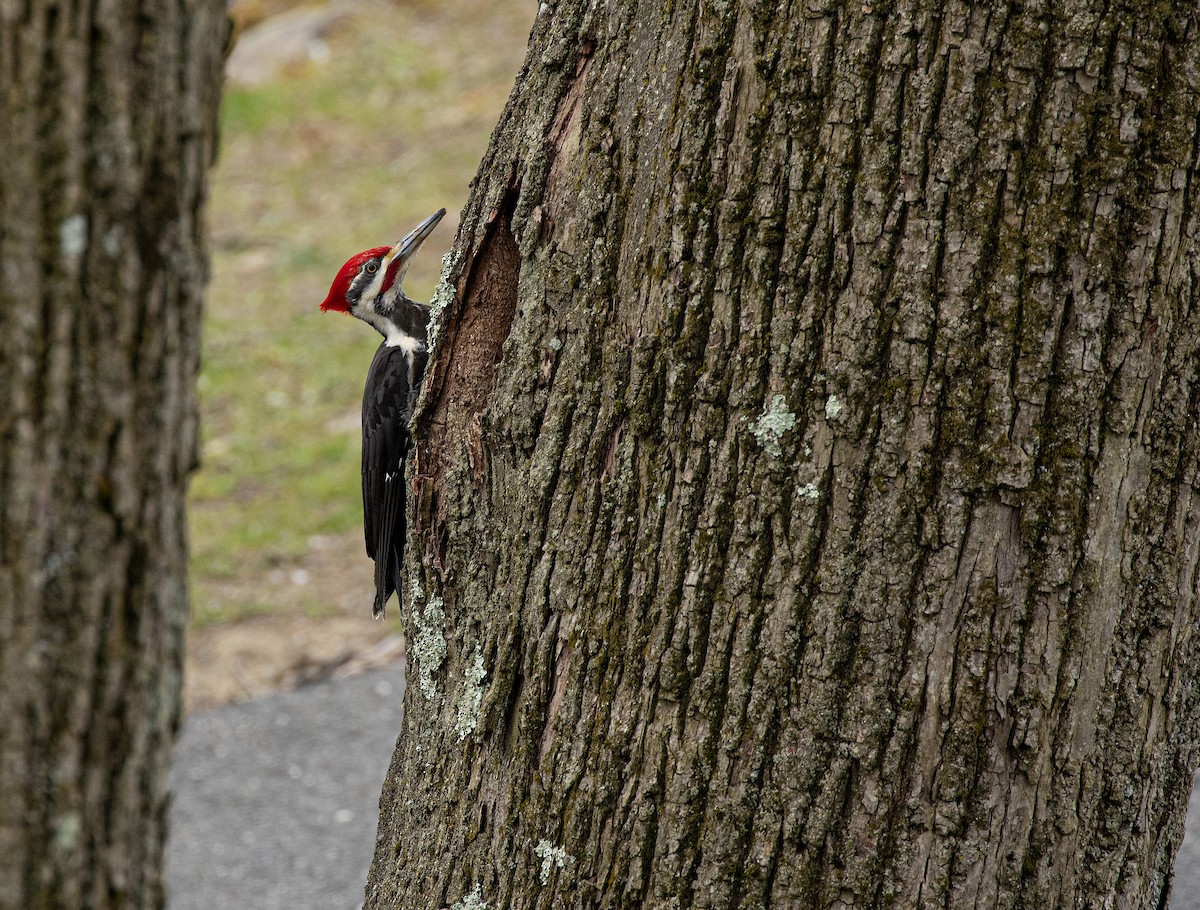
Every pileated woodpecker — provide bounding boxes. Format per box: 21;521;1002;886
320;209;446;617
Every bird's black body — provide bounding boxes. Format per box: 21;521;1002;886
361;317;429;618
321;208;445;617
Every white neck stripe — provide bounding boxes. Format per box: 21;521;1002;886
385;330;423;353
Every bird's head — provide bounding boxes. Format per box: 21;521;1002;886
320;209;446;321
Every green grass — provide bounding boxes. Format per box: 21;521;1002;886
190;0;531;625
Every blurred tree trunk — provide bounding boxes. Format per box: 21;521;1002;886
367;0;1200;907
0;3;225;908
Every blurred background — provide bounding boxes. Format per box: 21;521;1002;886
186;0;533;711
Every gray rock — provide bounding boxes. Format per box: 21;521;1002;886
226;5;349;88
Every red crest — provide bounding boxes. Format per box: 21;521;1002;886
320;246;392;313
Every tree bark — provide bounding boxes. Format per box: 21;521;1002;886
366;0;1200;907
0;3;225;907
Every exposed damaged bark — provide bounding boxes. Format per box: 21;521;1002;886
417;188;521;567
0;3;226;907
368;1;1200;908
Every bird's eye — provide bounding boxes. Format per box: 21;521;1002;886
365;261;378;273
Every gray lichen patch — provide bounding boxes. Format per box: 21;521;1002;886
427;252;457;351
59;214;88;260
454;648;486;740
411;595;447;700
534;839;573;884
449;883;487;910
824;394;844;421
751;394;797;457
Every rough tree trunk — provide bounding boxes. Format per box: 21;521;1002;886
366;0;1200;907
0;3;225;908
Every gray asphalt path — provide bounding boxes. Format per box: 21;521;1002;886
1175;775;1200;909
165;662;405;910
166;659;1200;907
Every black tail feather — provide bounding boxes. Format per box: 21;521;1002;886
371;466;407;618
372;564;392;618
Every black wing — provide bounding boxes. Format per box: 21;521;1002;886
361;344;421;617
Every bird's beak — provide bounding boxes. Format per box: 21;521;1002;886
381;208;446;295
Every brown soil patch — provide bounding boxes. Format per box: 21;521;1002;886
185;615;404;713
185;529;406;713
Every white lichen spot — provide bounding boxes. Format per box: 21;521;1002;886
426;252;456;350
798;481;821;501
102;224;124;256
409;577;424;604
534;839;573;884
548;336;563;352
53;812;81;851
411;595;447;700
43;548;77;580
824;394;844;421
656;493;666;509
750;394;796;458
455;648;486;740
449;883;487;910
59;214;88;260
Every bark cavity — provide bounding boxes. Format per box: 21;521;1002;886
417;188;521;567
